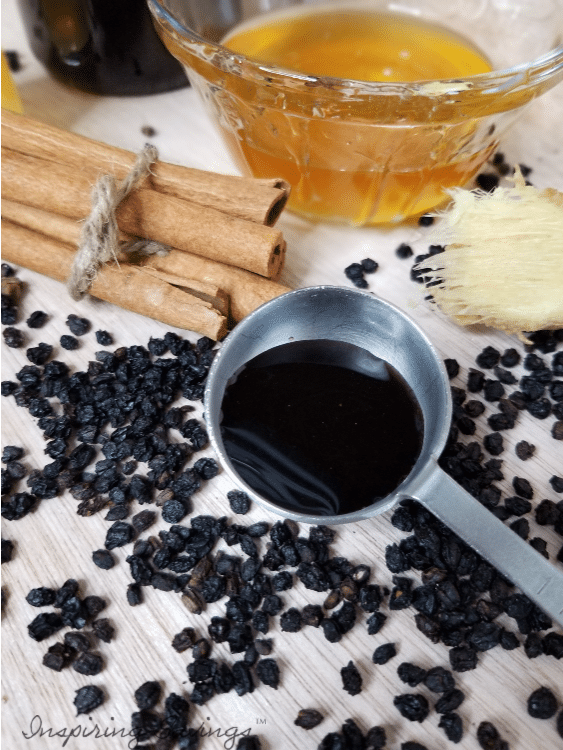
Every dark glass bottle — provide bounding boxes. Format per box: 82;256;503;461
17;0;189;96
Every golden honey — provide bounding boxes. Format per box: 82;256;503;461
168;5;497;224
223;8;491;83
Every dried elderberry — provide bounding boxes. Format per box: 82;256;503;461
60;334;79;350
255;658;280;689
27;611;64;641
26;586;56;607
66;314;91;336
95;330;113;346
3;327;24;348
476;720;508;750
74;684;105;715
92;549;116;570
131;709;162;742
72;651;103;676
1;539;14;563
397;662;427;687
164;692;190;736
340;661;362;696
527;686;559;719
234;737;261;750
294;709;324;730
372;642;396;665
279;607;301;632
435;688;465;714
424;666;455;692
135;681;162;710
396;243;413;259
227;489;251;514
91;617;114;642
393;693;429;722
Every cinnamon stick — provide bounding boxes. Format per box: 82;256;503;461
142;251;291;323
1;220;228;341
1;110;290;226
1;146;285;279
1;200;291;322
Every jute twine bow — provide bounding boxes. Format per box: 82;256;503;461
67;144;169;300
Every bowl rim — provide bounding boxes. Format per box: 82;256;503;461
148;0;563;94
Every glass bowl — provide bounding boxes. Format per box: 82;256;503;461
148;0;563;226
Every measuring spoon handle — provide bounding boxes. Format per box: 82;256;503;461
406;460;563;628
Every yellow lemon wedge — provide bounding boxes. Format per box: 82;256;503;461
2;52;23;113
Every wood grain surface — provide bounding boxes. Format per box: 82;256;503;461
2;3;563;750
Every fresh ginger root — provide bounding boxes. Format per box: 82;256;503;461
416;168;563;342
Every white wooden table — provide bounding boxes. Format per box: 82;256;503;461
2;2;563;748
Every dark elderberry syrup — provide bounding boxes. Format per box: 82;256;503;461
17;0;188;96
220;339;424;516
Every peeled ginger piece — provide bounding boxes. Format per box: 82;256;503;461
417;169;563;341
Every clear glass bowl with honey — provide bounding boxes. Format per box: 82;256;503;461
148;0;563;226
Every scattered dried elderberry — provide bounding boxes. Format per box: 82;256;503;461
444;358;460;378
91;618;114;643
449;646;478;672
557;710;563;739
483;379;504;402
280;607;301;632
515;441;535;460
484;432;504;456
435;688;465;714
2;327;25;348
60;334;79;350
340;661;362;695
66;314;91;336
393;693;429;722
1;538;14;563
95;330;113;346
476;720;508;750
26;311;48;328
131;709;162;742
372;642;396;665
527;686;559;719
397;662;427;687
418;214;434;226
361;258;379;273
74;684;105;715
344;263;368;289
234;737;261;750
104;521;134;549
27;611;64;641
92;549;116;570
227;489;251;514
294;709;324;730
127;582;143;606
366;611;387;635
476;346;500;369
43;642;75;671
134;680;162;710
232;660;254;696
72;651;103;676
396;243;413;259
255;658;280;689
423;666;455;692
439;712;463;743
476;172;499;192
26;586;56;607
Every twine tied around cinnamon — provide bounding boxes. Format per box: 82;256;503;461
67;144;169;300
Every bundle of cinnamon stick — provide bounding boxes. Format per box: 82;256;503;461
1;111;293;340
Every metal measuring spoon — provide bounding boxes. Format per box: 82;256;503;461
204;286;563;626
